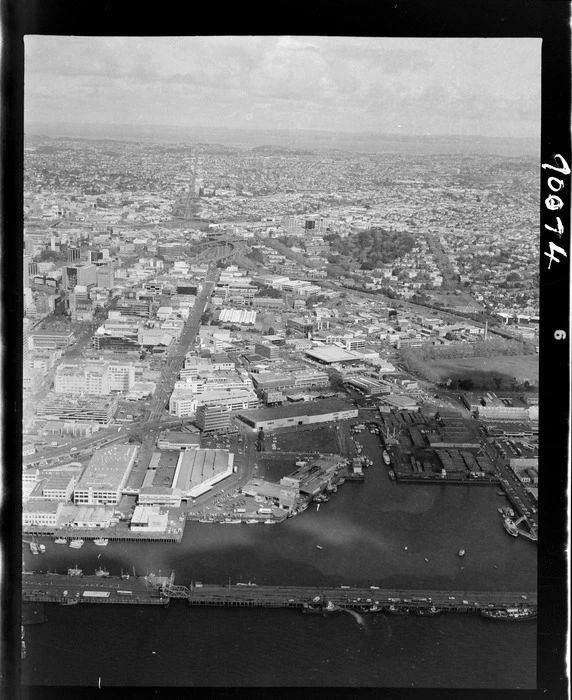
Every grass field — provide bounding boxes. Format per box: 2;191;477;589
426;354;539;387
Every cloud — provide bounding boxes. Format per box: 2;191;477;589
24;36;541;137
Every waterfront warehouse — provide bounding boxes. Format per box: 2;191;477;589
235;399;358;432
73;444;138;505
172;449;234;499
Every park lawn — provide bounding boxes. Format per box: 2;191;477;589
425;354;539;385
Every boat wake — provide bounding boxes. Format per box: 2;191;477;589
342;609;366;629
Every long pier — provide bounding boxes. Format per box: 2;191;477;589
22;573;536;614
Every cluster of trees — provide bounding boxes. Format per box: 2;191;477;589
324;228;415;269
246;249;265;264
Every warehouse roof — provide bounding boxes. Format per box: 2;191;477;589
305;346;362;364
174;449;232;492
237;398;355;422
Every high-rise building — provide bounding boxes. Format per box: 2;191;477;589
67;247;82;263
63;263;97;290
96;267;115;289
195;404;231;433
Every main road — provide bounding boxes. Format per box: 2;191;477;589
128;267;220;481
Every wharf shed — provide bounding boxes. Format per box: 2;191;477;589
172;449;233;499
235;399;357;432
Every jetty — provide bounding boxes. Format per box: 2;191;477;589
22;573;536;613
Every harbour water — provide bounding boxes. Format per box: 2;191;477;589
21;433;537;688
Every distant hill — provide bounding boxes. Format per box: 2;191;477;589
25;122;539;157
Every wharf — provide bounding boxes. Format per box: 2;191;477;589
179;585;536;613
22;573;536;614
395;474;499;485
22;528;184;543
22;572;171;606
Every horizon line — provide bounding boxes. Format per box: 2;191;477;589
24;121;540;142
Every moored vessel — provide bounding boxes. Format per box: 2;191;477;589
382;450;391;466
67;565;83;577
384;604;410;615
93;538;109;547
95;567;110;577
388;469;396;480
29;542;40;555
60;598;79;606
481;607;536;621
415;605;441;616
69;539;84;549
503;518;519;537
54;537;67;545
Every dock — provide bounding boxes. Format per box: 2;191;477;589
22;572;171;606
22;573;536;614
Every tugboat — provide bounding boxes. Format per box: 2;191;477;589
503;518;519;537
481;606;537;621
384;604;409;615
415;605;442;616
382;450;391;466
302;600;340;614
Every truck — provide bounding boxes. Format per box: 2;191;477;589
257;507;272;515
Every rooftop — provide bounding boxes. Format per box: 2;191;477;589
75;444;138;491
237;398;355;422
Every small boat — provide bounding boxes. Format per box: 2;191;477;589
29;542;40;555
67;566;83;577
95;567;110;577
263;520;277;524
424;558;429;562
54;537;67;545
384;604;410;615
458;549;466;557
316;504;320;512
93;538;109;547
120;570;130;580
382;450;391;466
388;470;396;480
221;518;241;524
60;598;79;606
503;518;519;537
415;605;441;616
198;518;211;523
316;545;323;550
245;519;259;524
69;539;84;549
302;600;340;614
481;607;537;621
38;544;46;553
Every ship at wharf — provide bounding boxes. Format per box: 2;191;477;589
22;572;536;616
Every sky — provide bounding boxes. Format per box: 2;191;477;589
24;36;541;138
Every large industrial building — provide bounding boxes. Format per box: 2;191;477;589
235;399;358;432
73;444;138;505
172;449;234;499
304;346;364;366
